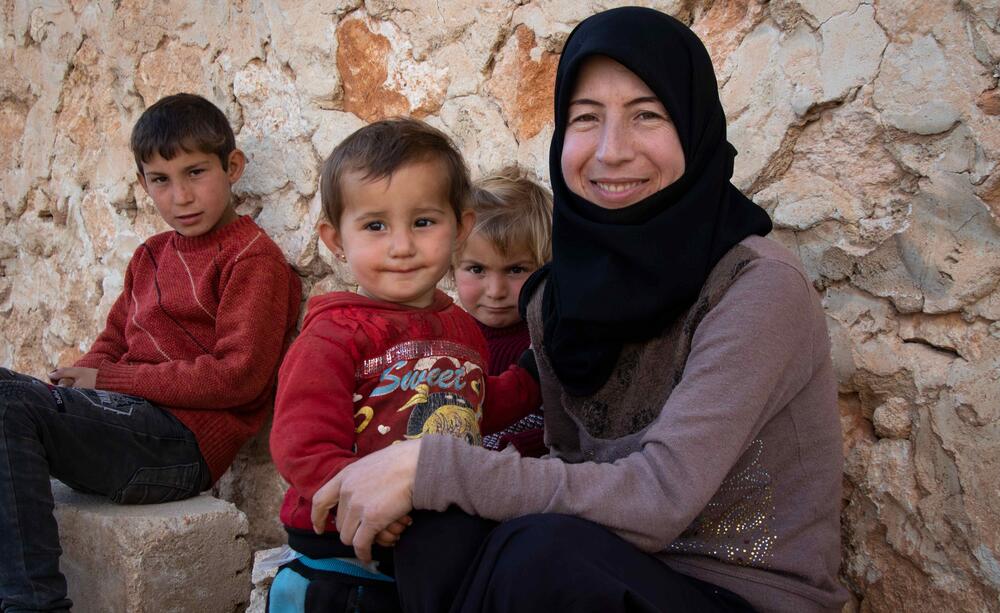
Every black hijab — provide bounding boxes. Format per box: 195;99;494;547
520;7;772;396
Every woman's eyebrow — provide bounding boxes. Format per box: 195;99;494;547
568;96;662;107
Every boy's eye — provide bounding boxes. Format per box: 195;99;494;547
363;221;386;232
414;218;436;228
189;168;206;177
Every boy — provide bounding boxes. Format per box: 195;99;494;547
0;93;302;612
268;119;540;612
453;167;552;457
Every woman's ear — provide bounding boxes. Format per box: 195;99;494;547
318;219;345;260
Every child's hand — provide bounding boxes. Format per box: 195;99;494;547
374;515;413;547
49;367;98;389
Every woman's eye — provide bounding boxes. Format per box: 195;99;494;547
637;110;664;121
569;112;598;124
364;221;386;232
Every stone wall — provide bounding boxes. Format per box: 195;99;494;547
1;1;998;611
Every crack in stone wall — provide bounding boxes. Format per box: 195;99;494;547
1;2;998;611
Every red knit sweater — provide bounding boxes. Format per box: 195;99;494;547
74;216;302;481
271;290;541;533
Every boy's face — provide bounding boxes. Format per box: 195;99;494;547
319;158;474;309
455;233;538;328
138;149;245;237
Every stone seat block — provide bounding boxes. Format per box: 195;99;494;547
52;479;252;613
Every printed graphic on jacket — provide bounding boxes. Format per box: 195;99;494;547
352;342;486;456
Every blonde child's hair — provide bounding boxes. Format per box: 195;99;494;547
466;166;552;266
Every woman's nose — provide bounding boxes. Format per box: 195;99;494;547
596;118;634;165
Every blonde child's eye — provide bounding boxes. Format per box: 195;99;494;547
466;265;484;275
509;266;529;275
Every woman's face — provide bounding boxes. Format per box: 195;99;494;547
560;56;685;210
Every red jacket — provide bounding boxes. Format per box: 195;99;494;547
271;290;540;533
74;216;302;481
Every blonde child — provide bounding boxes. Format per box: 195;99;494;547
269;119;540;612
453;167;552;456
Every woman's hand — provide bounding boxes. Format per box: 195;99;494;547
311;438;422;562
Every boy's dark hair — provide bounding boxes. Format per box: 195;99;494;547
320;118;471;226
466;166;553;266
130;93;236;174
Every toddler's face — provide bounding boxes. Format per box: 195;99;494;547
138;149;244;237
321;159;472;309
455;233;538;328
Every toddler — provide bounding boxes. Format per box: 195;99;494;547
269;119;540;612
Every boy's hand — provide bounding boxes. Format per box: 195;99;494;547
374;515;413;547
49;367;98;389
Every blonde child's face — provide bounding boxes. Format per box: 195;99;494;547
320;159;474;309
455;233;538;328
138;149;245;237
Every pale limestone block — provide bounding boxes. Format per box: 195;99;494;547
874;36;961;135
898;171;1000;314
233;60;318;197
52;480;252;613
437;95;519;179
794;0;860;26
245;547;293;613
818;4;887;101
260;0;345;104
865;439;919;514
365;0;514;61
308;108;367;160
759;171;864;231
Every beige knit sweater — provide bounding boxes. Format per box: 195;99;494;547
414;236;848;613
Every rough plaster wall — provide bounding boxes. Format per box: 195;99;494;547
1;1;998;610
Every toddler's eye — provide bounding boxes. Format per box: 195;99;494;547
364;221;386;232
150;177;167;184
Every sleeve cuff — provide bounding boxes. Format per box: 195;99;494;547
95;361;137;393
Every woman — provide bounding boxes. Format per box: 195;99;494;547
313;7;847;612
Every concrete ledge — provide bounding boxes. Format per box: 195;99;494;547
52;479;252;613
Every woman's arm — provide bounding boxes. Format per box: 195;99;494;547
320;258;822;557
